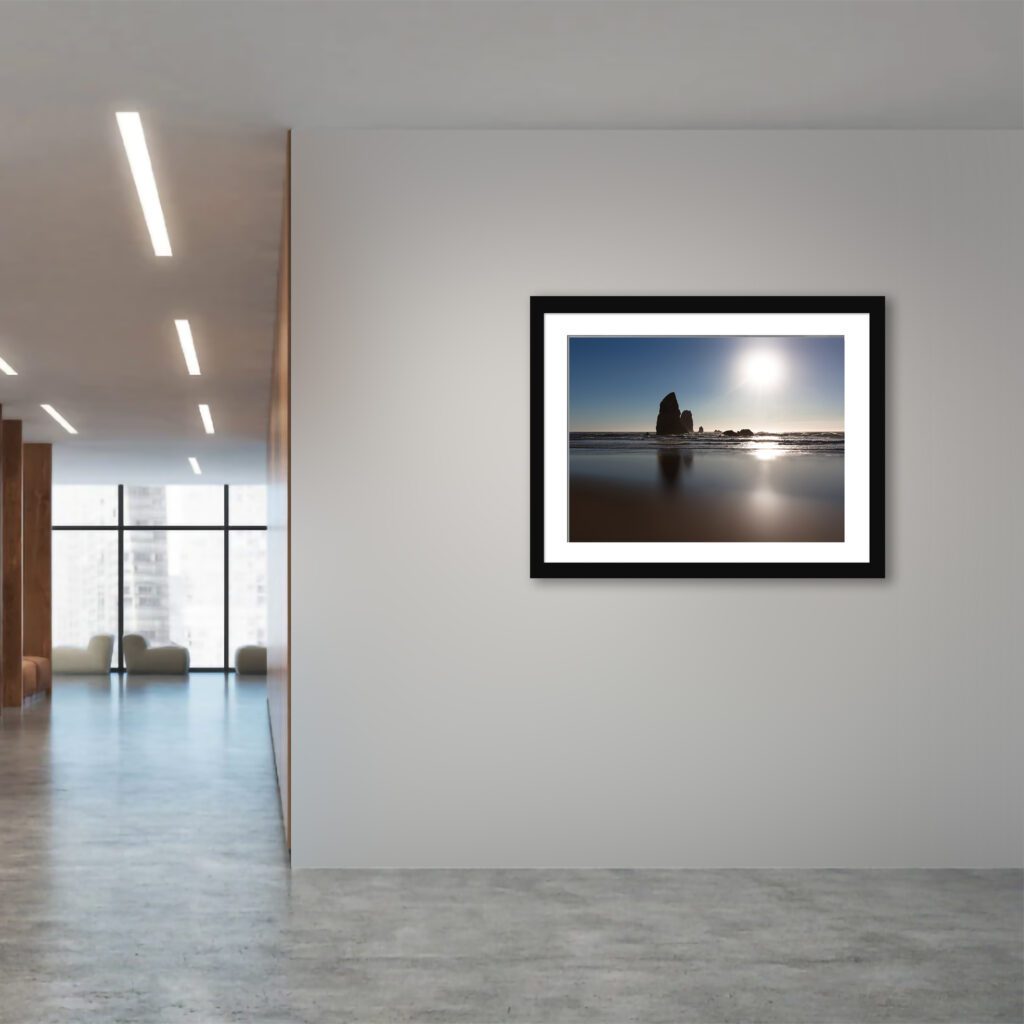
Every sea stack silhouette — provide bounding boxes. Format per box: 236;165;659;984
656;392;695;435
656;392;682;434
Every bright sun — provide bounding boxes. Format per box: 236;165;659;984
744;351;785;389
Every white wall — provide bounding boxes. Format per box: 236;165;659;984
290;130;1023;868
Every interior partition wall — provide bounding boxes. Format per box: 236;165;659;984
53;484;267;671
289;130;1023;868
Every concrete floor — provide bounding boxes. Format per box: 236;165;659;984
0;677;1020;1024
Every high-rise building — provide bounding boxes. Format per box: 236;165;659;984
123;487;171;644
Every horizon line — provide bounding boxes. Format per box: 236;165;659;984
569;426;845;434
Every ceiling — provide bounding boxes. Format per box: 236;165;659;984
0;0;1019;482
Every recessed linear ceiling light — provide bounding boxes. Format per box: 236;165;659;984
0;356;17;376
188;457;202;476
174;319;201;375
115;111;172;257
198;404;215;434
40;404;78;434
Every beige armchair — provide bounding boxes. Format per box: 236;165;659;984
53;634;115;674
234;645;267;675
122;634;190;674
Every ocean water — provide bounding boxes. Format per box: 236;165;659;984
568;432;845;542
570;431;844;454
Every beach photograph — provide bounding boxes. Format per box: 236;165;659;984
568;335;845;543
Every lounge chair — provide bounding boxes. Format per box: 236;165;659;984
122;634;190;674
234;645;267;675
52;634;115;674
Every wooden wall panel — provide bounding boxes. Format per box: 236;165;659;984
267;134;292;848
2;420;23;707
23;444;52;679
0;411;3;712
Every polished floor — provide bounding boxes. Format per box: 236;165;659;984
0;677;1020;1023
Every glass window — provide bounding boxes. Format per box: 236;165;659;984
124;485;224;526
53;484;268;671
228;485;267;526
123;530;224;666
53;531;119;648
53;485;118;526
229;531;267;662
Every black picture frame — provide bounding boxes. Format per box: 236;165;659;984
530;295;885;579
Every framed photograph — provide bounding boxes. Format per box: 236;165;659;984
531;296;885;578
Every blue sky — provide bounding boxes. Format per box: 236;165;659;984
568;335;845;433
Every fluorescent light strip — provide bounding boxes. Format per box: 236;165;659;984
174;319;201;375
0;356;17;376
188;457;202;476
115;112;172;257
40;404;78;434
198;403;215;434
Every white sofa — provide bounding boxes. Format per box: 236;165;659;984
53;634;115;674
123;634;190;674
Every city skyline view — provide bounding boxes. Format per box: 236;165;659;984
52;484;267;669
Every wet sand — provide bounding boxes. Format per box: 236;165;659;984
569;449;844;543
